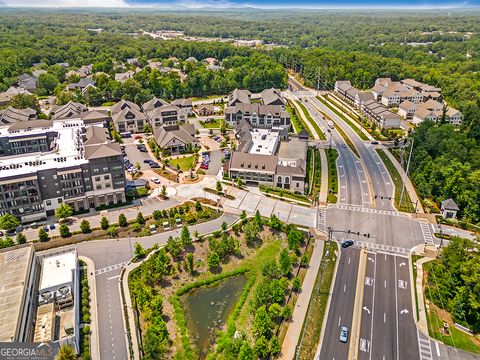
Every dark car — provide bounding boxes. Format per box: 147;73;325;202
150;163;160;168
341;240;354;248
371;141;379;145
143;159;152;164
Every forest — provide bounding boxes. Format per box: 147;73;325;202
0;9;479;222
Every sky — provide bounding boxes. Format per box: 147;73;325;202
1;0;477;9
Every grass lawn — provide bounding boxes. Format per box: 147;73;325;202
317;95;369;141
375;149;415;212
286;103;305;134
169;155;196;171
200;119;221;128
411;254;423;321
296;100;327;140
326;148;339;203
296;241;338;359
260;185;311;204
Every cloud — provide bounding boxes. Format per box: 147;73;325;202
173;0;250;7
1;0;129;7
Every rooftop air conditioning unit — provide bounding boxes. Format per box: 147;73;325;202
39;291;54;305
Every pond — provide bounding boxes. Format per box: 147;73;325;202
181;275;247;359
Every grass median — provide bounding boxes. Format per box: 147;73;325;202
317;95;369;141
375;149;415;212
296;100;327;140
295;241;338;359
286;102;305;134
326;148;339;203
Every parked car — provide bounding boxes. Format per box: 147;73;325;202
134;135;142;140
341;239;354;248
150;163;160;168
143;159;152;164
339;327;349;343
162;221;171;231
200;164;209;170
150;177;161;184
49;224;56;230
342;144;347;148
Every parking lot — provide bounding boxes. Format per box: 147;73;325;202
122;137;156;171
206;149;225;175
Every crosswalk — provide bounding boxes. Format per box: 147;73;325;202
95;261;129;276
419;221;434;244
417;329;433;360
333;204;402;217
355;240;409;255
317;207;327;232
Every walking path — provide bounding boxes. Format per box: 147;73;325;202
383;149;425;213
280;238;325;360
79;255;100;360
319;148;328;204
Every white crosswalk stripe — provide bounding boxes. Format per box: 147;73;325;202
95;261;129;276
333;204;402;216
317;207;327;232
417;329;433;360
419;221;434;244
354;240;409;255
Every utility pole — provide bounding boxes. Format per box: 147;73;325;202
400;138;414;208
439;224;444;248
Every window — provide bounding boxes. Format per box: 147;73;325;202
96;184;102;190
58;198;63;203
104;175;110;180
46;200;51;206
95;176;100;181
93;168;99;174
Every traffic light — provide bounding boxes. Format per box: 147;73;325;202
347;230;351;234
374;195;378;199
357;231;360;235
367;234;370;238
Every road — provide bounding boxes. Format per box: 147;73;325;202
319;247;361;360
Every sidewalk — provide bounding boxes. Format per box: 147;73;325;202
280;238;325;360
383;149;425;213
79;256;100;360
319;149;328;204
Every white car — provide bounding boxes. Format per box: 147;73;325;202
150;177;161;184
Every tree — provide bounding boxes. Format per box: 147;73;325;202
166;236;182;259
207;251;220;270
221;221;228;231
254;210;262;227
253;305;272;338
80;219;91;234
216;180;223;193
106;225;118;237
269;279;286;303
38;73;59;95
282;304;292;320
10;94;39;111
262;260;281;279
279;249;293;276
254;336;269;358
287;228;304;252
134;242;145;260
240;210;247;219
180;226;192;248
0;214;20;232
38;228;49;242
186;253;194;274
136;212;145;225
16;233;27;244
100;216;109;230
57;344;76;360
59;224;70;238
55;203;73;221
0;236;14;249
118;213;128;227
269;213;282;230
236;177;244;187
238;342;254;360
160;185;168;199
293;276;301;292
268;303;282;320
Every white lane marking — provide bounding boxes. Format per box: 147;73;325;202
338;316;342;326
384;313;386;323
435;341;440;356
344;284;347;293
107;275;120;280
394;256;400;360
363;306;371;315
348;257;351;264
384;280;387;288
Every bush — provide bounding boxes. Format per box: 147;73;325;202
106;226;118;237
16;233;27;244
100;216;109;230
136;212;145;225
59;224;71;238
80;219;91;234
118;213;128;227
38;228;49;242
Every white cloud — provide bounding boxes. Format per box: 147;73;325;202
2;0;129;7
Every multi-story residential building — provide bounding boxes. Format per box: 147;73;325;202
411;100;462;125
398;100;417;120
381;87;423;107
51;101;87;120
354;91;374;109
171;98;193;115
146;105;187;128
0;120;126;222
153;124;199;153
225;103;291;130
361;100;401;129
334;80;353;97
0;107;36;125
260;88;286;108
228;89;251;106
112;101;146;133
228;120;308;193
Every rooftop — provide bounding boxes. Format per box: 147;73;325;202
0;245;35;342
249;128;280;155
39;249;77;292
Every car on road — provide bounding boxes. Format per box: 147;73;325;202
341;239;354;248
341;144;347;148
371;141;379;145
143;159;152;164
150;162;160;168
339;326;349;343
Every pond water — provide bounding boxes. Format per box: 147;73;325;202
182;275;247;359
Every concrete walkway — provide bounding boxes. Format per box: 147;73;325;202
280;238;325;360
383;149;425;213
319;149;328;204
79;256;100;360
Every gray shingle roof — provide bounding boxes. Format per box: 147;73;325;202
111;100;140;114
229;152;277;173
441;198;459;211
153;124;197;148
142;97;170;112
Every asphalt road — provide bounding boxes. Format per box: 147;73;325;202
319;247;361;360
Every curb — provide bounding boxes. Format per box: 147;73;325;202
79;256;100;360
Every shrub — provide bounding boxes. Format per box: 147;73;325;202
59;224;71;238
80;219;91;234
118;213;128;227
100;216;109;230
38;228;49;242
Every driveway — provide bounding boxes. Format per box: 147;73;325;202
206;149;224;175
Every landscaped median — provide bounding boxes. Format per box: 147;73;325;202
326;148;339;203
375;149;415;212
295;100;327;140
259;184;312;205
317;95;369;141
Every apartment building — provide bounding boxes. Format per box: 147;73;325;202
225;89;291;130
0;120;126;223
112;100;146;133
411;100;462;125
361;100;401;129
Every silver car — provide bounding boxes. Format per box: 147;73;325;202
339;326;349;343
